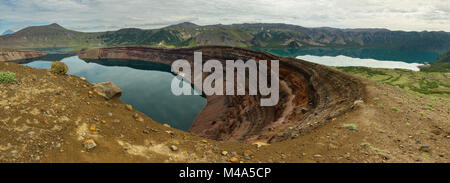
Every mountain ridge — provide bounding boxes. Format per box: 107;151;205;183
1;22;449;52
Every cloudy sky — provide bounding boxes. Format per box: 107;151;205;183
0;0;449;33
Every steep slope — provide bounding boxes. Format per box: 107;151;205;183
0;49;47;61
99;28;186;47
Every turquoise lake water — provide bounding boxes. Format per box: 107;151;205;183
16;47;440;129
18;55;206;131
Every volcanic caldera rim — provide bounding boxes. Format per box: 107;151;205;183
78;46;366;143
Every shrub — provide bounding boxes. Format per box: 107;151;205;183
0;72;16;84
360;142;371;147
342;124;357;131
51;61;68;75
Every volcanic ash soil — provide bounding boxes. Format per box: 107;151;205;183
0;61;449;163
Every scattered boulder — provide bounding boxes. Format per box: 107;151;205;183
243;150;253;157
136;117;144;122
132;113;144;122
125;104;133;111
419;145;430;152
170;145;178;151
352;99;364;109
89;125;96;131
313;154;323;158
252;141;269;148
301;108;309;114
83;139;97;151
229;157;239;163
165;131;174;136
221;151;228;156
93;81;122;100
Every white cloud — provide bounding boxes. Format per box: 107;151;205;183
0;0;448;32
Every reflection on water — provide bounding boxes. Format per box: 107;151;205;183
260;47;440;63
20;56;206;131
297;55;423;71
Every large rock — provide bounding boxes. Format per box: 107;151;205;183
93;81;122;100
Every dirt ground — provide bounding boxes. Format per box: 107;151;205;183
0;61;448;163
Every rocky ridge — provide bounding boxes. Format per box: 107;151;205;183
79;46;365;143
0;50;47;62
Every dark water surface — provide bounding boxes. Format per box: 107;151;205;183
19;56;206;131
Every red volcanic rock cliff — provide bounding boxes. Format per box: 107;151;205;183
0;50;47;62
79;46;365;143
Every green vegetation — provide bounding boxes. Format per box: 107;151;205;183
422;50;450;72
360;143;387;157
423;153;431;159
342;124;357;131
360;142;371;147
0;72;16;84
370;147;387;157
51;61;69;75
391;107;399;111
1;23;449;52
337;67;450;96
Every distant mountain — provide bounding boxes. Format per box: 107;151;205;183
165;22;199;28
226;23;450;52
1;29;15;36
1;23;449;52
0;23;103;48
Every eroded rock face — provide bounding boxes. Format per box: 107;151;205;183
79;46;365;143
93;81;122;100
0;50;47;61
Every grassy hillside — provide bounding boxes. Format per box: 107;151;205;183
337;67;450;96
422;50;450;72
1;22;449;52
